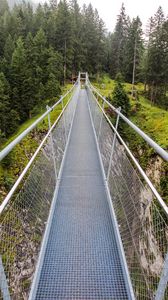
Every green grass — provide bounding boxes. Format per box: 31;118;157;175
93;74;115;98
92;74;168;149
131;96;168;149
0;113;42;150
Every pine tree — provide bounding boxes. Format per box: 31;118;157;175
11;37;31;120
53;0;73;82
4;34;15;63
45;73;61;99
94;9;107;77
33;28;48;89
0;72;10;136
1;34;15;81
47;47;63;83
140;17;155;91
50;0;58;10
34;4;45;33
109;3;129;78
33;28;47;68
81;3;97;73
0;72;19;136
70;0;83;74
11;38;27;90
81;4;106;75
25;30;48;110
123;16;143;83
0;15;6;57
146;7;167;105
0;0;9;16
112;73;130;116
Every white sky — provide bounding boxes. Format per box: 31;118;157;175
78;0;168;31
36;0;168;32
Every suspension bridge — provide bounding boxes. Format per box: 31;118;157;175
0;73;168;299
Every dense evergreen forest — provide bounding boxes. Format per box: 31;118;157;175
0;0;168;141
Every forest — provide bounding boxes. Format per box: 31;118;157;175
0;0;168;142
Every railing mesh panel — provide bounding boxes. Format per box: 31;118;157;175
0;85;78;300
87;86;168;300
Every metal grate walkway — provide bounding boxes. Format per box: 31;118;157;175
32;90;130;299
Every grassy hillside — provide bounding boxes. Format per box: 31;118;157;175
93;75;168;149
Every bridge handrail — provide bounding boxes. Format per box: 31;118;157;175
87;79;168;162
86;81;168;217
0;82;77;162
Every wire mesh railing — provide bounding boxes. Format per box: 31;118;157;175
0;82;79;299
86;82;168;300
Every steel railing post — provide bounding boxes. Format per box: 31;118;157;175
0;256;11;300
155;253;168;300
61;96;67;144
107;107;121;182
78;72;81;85
93;95;99;125
85;72;88;85
46;105;57;181
98;99;105;143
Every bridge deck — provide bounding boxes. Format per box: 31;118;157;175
33;89;129;299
